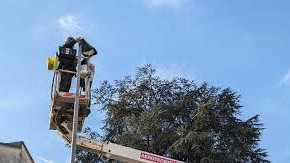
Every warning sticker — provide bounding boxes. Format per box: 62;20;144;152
140;152;177;163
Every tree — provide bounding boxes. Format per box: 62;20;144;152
79;64;269;163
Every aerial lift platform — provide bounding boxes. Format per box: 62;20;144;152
49;46;91;134
48;41;186;163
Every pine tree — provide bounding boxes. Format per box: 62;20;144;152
79;65;269;163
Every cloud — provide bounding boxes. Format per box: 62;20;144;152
134;58;196;80
279;69;290;87
156;65;196;80
144;0;188;8
35;155;54;163
32;14;93;40
57;15;85;36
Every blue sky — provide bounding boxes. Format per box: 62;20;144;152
0;0;290;162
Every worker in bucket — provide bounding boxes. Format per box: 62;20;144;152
58;37;79;92
78;38;98;92
58;37;97;92
79;58;95;92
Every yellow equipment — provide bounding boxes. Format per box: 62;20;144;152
47;56;56;70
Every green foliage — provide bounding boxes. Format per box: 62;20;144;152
80;64;269;163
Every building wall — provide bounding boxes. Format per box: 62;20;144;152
0;145;33;163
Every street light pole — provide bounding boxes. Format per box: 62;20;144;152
70;43;82;163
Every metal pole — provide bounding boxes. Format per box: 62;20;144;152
70;43;82;163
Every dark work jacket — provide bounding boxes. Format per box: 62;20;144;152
58;39;77;72
58;55;77;72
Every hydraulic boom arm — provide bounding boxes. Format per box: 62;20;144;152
76;135;186;163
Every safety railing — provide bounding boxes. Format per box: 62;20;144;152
50;47;93;104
